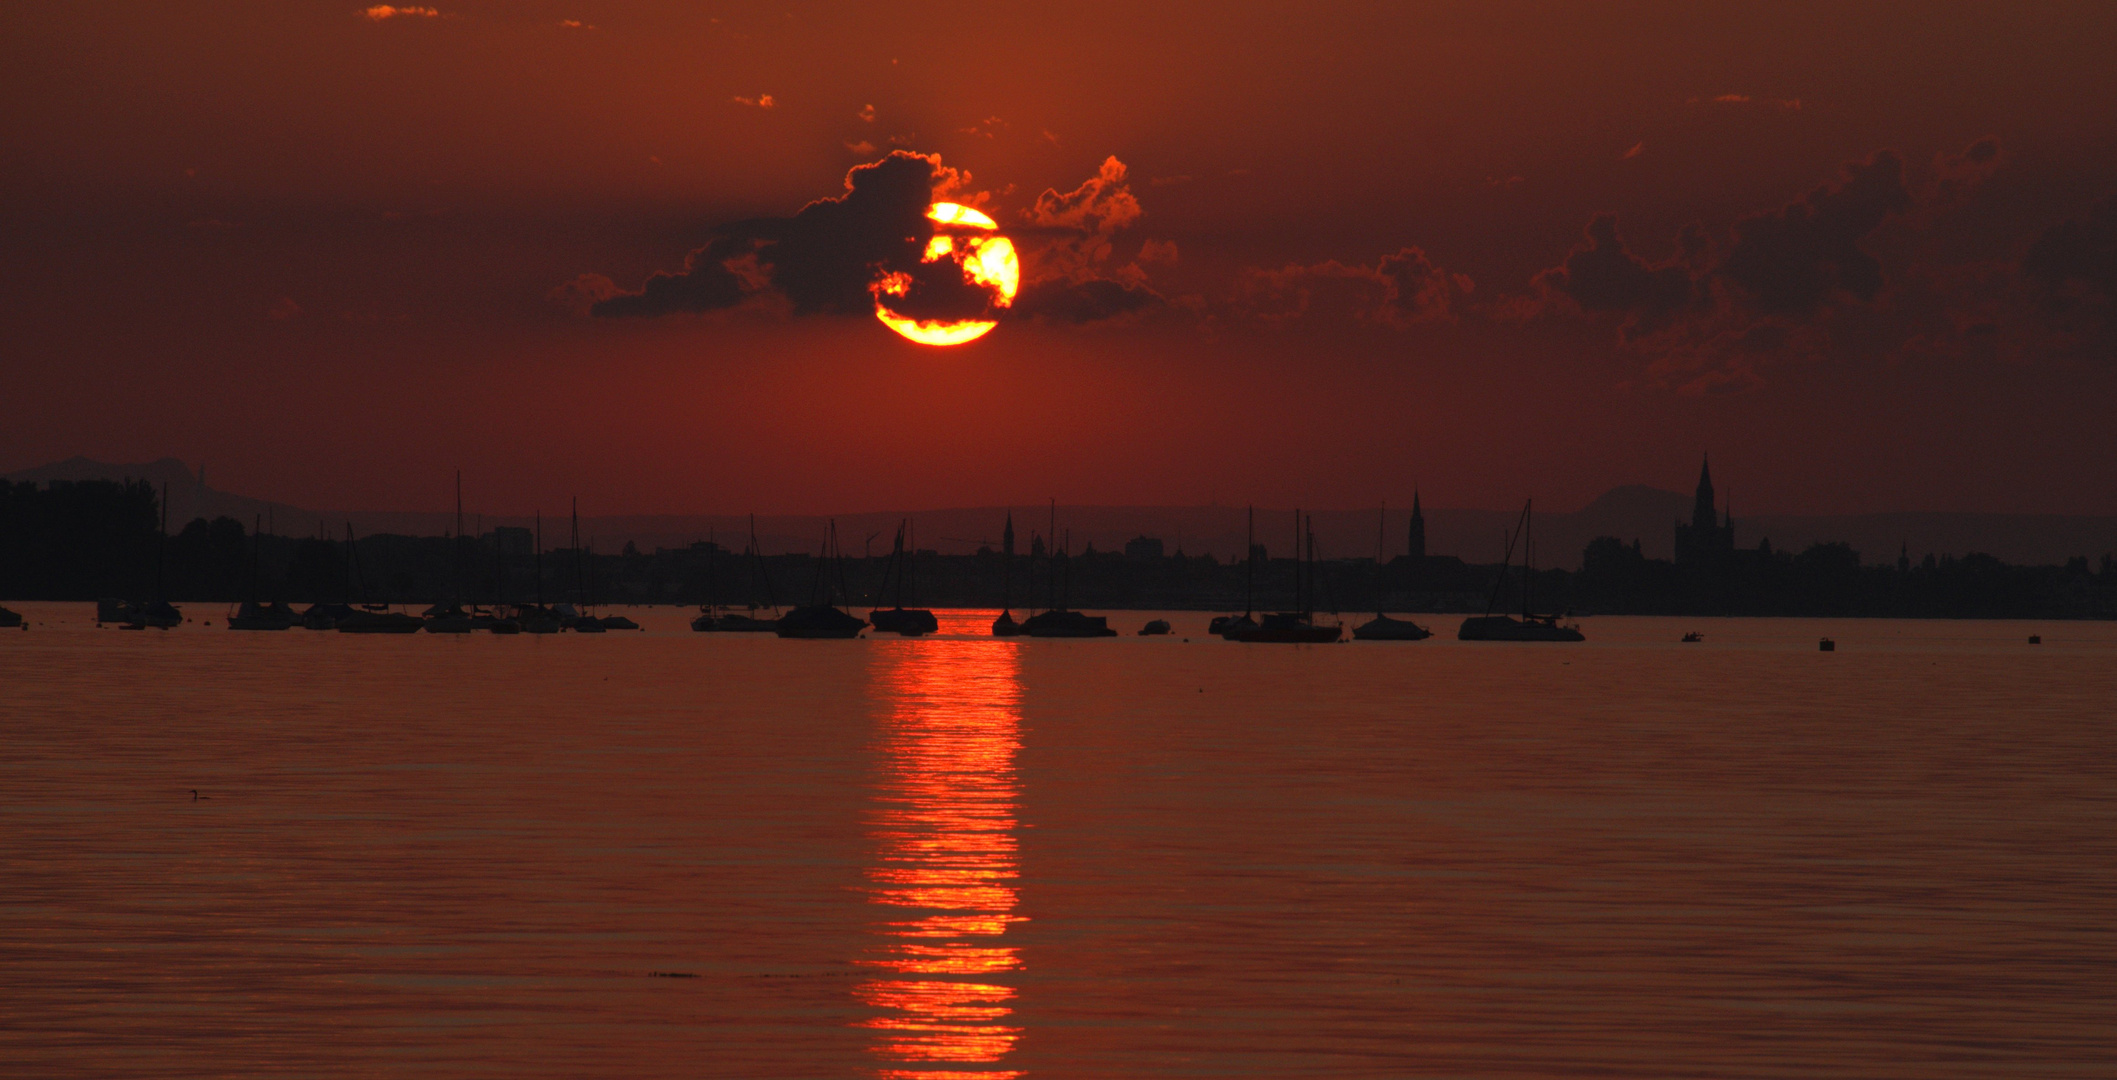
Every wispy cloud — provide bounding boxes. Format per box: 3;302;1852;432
362;5;439;20
731;94;776;109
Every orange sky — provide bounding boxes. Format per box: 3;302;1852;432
5;2;2116;515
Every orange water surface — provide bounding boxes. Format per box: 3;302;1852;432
2;603;2114;1077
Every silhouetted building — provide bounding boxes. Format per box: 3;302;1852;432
1674;455;1735;567
1407;490;1426;560
1124;535;1164;559
491;526;532;558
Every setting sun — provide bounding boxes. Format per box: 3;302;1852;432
873;203;1019;346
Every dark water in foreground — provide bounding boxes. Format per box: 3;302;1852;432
2;604;2113;1078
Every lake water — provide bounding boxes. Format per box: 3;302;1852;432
3;602;2114;1078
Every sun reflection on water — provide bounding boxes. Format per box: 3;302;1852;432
859;641;1027;1079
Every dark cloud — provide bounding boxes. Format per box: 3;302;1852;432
2020;199;2117;358
1522;149;1932;388
1533;214;1698;338
1011;277;1160;324
2024;199;2117;292
589;151;1159;327
591;151;944;319
1717;151;1911;314
1238;247;1472;329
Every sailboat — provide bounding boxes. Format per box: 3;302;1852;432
868;519;939;635
1208;506;1261;637
776;520;868;638
1353;501;1430;641
0;605;20;629
1018;503;1117;637
557;496;606;632
114;482;183;628
515;511;563;633
424;472;476;633
708;515;783;631
300;522;355;629
335;523;424;633
227;514;295;629
1226;510;1342;642
1457;499;1584;642
992;510;1023;636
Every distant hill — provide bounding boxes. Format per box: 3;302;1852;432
9;458;2114;569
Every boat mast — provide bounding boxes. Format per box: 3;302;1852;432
1522;499;1535;620
453;471;463;609
570;497;582;611
1376;502;1386;618
1244;505;1254;619
1292;508;1302;615
1482;502;1528;618
1001;510;1013;615
154;481;168;605
535;511;544;609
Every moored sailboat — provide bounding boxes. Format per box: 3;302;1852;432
1226;510;1341;642
1353;502;1430;641
868;519;938;636
1457;499;1584;642
777;520;867;639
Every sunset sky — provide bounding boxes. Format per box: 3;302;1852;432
5;2;2115;517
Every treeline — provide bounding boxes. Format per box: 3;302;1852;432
4;480;2115;618
1571;536;2117;619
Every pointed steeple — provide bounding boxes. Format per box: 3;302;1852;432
1692;454;1717;531
1407;488;1426;560
1002;511;1015;558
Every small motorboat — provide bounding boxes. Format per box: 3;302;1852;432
1139;619;1172;636
1681;631;1703;642
0;605;21;628
598;614;641;631
1208;613;1257;636
1819;637;1835;652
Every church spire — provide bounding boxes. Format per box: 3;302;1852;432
1407;488;1426;560
1692;454;1717;531
1002;511;1015;558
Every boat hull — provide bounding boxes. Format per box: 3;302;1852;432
1019;610;1117;637
1457;615;1584;642
869;608;939;636
1352;615;1431;641
1227;624;1342;643
335;611;424;634
776;606;867;639
713;614;781;633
